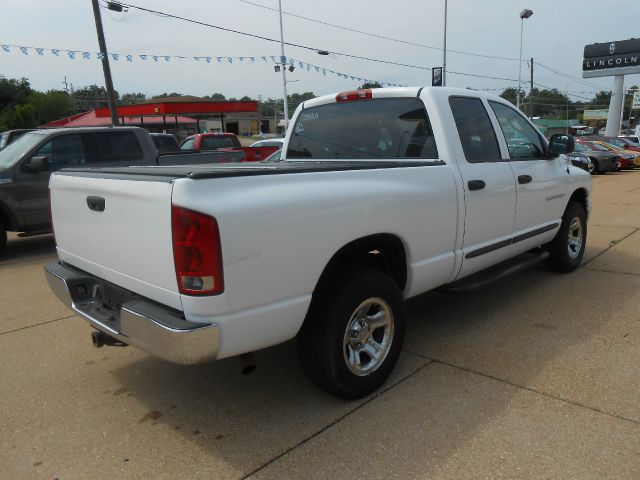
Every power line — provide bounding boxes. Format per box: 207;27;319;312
116;1;433;71
236;0;520;62
114;1;540;84
534;61;602;90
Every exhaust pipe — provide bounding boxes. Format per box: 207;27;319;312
91;330;128;348
239;352;256;375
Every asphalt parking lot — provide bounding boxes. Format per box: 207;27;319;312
1;172;639;479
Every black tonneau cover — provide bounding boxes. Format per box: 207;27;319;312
57;160;445;182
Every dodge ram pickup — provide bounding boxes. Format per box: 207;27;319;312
45;87;591;398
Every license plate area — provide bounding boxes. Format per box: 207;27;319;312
70;278;138;334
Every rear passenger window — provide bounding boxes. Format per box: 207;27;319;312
287;98;438;160
449;97;502;163
83;132;143;164
489;101;545;160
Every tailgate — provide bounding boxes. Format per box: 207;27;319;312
50;172;181;310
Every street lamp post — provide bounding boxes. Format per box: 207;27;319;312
517;9;533;111
277;0;290;133
442;0;447;87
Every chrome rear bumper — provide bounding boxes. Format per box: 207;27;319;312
45;261;219;365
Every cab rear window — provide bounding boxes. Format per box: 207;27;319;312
287;98;438;160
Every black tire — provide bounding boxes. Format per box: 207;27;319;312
546;202;587;273
0;228;6;256
590;159;599;175
596;160;607;175
297;269;406;399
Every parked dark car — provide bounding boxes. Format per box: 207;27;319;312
0;127;245;255
0;129;35;150
573;141;619;174
566;152;594;173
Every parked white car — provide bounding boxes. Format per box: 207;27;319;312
46;87;591;398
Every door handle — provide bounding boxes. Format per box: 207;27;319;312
467;180;486;191
86;196;105;212
518;175;533;184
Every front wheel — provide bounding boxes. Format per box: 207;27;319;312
546;201;587;272
297;269;405;399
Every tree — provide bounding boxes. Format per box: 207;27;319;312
204;92;226;101
120;92;146;105
287;92;316;116
499;87;519;105
0;90;73;129
0;76;33;111
71;84;118;111
151;92;182;99
358;81;382;89
239;95;253;101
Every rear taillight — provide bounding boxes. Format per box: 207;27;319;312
336;89;372;102
171;206;224;296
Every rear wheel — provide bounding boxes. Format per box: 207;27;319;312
595;160;607;175
546;201;587;272
297;269;405;399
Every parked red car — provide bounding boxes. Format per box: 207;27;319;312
180;133;280;162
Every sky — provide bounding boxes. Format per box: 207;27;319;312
0;0;638;103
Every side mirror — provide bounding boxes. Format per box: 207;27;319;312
27;156;50;173
548;134;574;157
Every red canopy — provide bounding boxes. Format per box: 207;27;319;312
95;100;258;118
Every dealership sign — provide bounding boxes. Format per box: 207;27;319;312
583;38;640;78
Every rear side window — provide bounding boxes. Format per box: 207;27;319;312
200;136;240;149
287;98;438;160
83;132;143;163
449;97;501;163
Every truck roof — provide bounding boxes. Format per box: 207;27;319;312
302;86;505;110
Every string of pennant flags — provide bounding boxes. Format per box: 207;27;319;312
0;43;407;88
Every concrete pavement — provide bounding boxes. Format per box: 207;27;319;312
1;172;639;479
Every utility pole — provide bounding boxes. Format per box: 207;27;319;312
62;76;69;93
91;0;119;126
529;58;534;119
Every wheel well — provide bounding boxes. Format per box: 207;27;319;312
568;188;588;212
312;234;408;300
0;203;14;231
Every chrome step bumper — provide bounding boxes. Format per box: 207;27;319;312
45;261;219;365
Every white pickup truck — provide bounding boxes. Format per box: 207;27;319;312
45;87;591;398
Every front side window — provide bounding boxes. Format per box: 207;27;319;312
287;98;438;160
489;101;544;160
449;97;501;163
34;134;85;170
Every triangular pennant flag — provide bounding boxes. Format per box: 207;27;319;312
111;53;119;61
152;55;158;62
1;45;10;53
126;55;133;62
37;48;45;56
67;51;76;59
216;57;222;63
164;56;170;62
19;47;28;55
140;54;147;60
205;57;211;63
